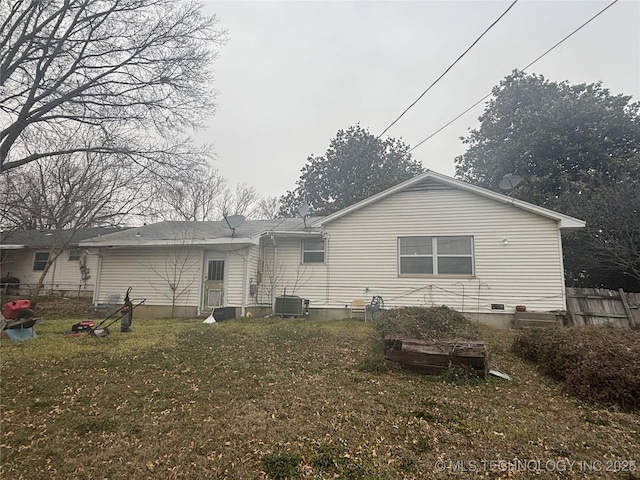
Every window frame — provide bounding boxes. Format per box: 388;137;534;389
207;260;225;281
33;251;50;271
69;248;81;261
301;237;325;264
398;236;474;277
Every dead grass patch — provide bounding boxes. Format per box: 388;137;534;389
1;317;639;479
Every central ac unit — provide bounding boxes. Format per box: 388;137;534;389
274;295;307;317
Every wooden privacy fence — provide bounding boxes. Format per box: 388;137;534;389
566;287;640;328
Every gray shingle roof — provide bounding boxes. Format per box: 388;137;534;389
0;227;128;248
78;218;324;247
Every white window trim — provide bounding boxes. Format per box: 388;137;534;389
398;236;474;277
301;238;325;264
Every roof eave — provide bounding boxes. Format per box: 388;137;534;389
79;237;259;248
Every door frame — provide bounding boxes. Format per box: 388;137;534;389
201;251;227;313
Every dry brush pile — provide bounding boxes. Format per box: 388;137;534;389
511;325;640;410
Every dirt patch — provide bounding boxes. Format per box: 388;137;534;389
2;294;94;319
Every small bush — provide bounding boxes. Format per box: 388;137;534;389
373;306;479;341
511;326;640;410
261;452;300;479
311;444;342;472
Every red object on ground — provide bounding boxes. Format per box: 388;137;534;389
2;300;32;320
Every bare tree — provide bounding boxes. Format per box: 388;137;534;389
0;0;226;173
143;225;199;318
219;182;261;219
155;166;265;222
255;196;281;220
156;164;227;221
0;149;153;290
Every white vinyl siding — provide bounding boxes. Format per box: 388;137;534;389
258;236;328;306
95;246;256;310
272;183;567;313
225;247;255;306
95;247;202;307
1;248;97;291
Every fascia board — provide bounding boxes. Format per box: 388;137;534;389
79;237;259;248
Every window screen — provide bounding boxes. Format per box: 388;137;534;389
302;238;325;263
399;237;473;275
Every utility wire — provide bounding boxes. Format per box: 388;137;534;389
377;0;519;139
409;0;619;153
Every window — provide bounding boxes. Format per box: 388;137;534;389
69;249;81;261
208;260;224;281
399;236;473;276
207;289;222;307
302;238;325;263
33;252;49;271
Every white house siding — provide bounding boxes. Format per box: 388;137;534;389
274;186;566;314
224;246;257;307
2;248;97;293
258;236;329;307
94;247;202;307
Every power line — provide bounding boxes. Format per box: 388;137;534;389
377;0;519;139
409;0;619;153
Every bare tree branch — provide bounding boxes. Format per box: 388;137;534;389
1;0;227;172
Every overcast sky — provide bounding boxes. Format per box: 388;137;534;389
199;0;640;199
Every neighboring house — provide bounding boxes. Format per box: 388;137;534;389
79;171;585;325
0;228;126;296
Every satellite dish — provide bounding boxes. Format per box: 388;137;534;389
296;203;312;228
499;173;522;190
221;214;245;237
296;203;311;218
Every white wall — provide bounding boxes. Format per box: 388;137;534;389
268;185;566;315
1;248;97;293
93;245;258;311
94;247;202;307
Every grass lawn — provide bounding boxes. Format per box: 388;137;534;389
1;317;639;479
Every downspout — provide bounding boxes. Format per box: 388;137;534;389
270;233;278;314
50;254;57;293
241;249;248;317
93;248;103;307
199;249;205;316
324;232;330;305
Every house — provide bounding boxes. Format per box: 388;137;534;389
79;171;585;326
0;228;126;296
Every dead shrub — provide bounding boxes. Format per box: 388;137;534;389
511;325;640;410
373;306;480;341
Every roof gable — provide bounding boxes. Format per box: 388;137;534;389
316;170;585;231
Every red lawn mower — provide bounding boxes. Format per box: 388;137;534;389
71;287;145;337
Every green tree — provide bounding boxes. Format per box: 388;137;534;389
455;71;640;290
279;125;423;216
562;172;640;291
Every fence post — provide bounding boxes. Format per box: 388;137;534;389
618;288;635;328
